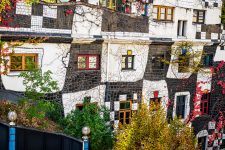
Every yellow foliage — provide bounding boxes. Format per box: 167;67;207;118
0;0;10;13
0;0;56;13
114;103;198;150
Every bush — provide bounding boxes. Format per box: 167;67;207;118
0;100;61;132
61;101;114;150
47;101;64;123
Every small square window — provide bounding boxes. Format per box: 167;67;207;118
193;10;205;24
77;54;100;70
152;54;165;69
122;55;134;70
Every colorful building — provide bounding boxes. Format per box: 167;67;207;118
0;0;225;149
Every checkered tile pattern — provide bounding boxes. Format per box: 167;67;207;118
196;24;221;41
0;2;73;35
206;121;225;149
105;93;139;129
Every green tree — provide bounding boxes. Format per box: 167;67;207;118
114;103;198;150
61;100;114;150
19;69;59;124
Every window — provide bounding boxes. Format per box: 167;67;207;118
119;101;131;125
152;54;165;69
122;55;134;70
178;50;189;72
76;103;98;111
193;10;205;24
198;136;207;150
203;54;213;67
10;54;37;71
200;93;210;115
76;104;84;111
77;54;100;70
153;6;174;21
177;20;187;37
176;95;186;119
150;98;161;111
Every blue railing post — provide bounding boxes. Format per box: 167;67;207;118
83;139;89;150
82;126;90;150
9;127;16;150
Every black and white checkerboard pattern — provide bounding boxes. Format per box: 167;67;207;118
206;121;225;149
196;24;221;42
0;2;73;36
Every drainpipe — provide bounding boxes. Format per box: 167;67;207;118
107;35;110;82
105;35;110;102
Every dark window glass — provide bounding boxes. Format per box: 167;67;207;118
198;136;206;150
193;10;205;24
204;54;213;67
122;55;134;70
176;95;186;118
152;55;165;69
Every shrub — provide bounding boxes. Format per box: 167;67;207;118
61;101;114;150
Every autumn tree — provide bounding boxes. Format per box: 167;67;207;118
114;103;198;150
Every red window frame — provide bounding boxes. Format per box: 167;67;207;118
77;54;100;70
200;93;210;115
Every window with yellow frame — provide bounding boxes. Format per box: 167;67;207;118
153;5;174;21
10;54;38;71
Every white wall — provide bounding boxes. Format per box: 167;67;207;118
149;0;222;40
197;69;212;92
72;5;102;38
205;8;222;25
101;41;149;82
166;44;204;79
62;85;106;115
1;43;71;92
142;80;169;109
214;46;225;61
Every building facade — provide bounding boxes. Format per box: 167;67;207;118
0;0;225;149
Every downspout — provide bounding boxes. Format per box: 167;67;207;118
107;35;110;82
105;35;110;103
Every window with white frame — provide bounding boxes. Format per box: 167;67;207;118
176;95;186;118
174;92;190;120
177;20;187;37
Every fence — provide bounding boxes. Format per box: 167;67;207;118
0;122;83;150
